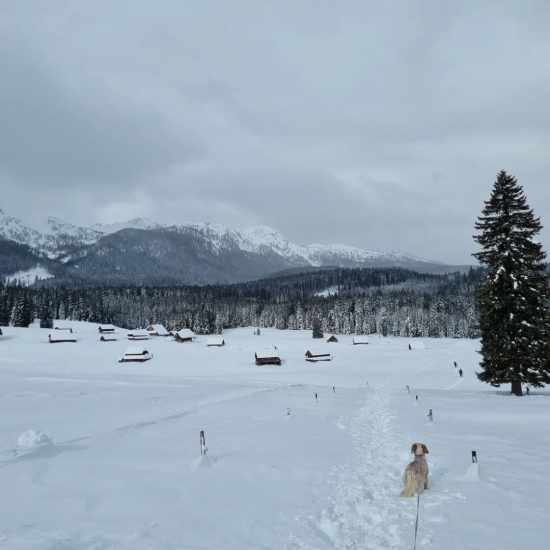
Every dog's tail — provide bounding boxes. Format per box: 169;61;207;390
399;471;420;497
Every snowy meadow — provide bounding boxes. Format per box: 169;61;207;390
0;323;549;549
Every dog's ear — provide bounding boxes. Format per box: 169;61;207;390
421;444;429;454
411;443;417;454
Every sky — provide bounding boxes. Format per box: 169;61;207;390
2;0;550;265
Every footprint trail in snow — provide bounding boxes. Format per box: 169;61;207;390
287;389;443;550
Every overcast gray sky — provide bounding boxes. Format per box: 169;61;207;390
2;0;550;265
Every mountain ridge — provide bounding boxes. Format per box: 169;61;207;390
0;209;462;287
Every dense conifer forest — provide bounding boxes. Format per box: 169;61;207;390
0;267;483;338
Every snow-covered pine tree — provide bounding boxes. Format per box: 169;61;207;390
473;170;550;396
312;316;324;339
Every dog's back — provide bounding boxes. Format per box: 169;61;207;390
399;443;429;497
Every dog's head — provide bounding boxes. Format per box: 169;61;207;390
411;443;429;456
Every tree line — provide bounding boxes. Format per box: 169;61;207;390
0;266;483;339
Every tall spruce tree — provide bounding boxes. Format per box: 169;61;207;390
473;170;550;396
312;316;324;339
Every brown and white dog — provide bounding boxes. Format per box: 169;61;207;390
399;443;429;497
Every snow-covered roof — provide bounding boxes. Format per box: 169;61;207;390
100;334;117;340
175;329;195;339
353;336;369;344
207;338;225;346
124;346;148;355
128;330;149;338
147;324;170;336
305;349;331;357
49;333;76;342
256;348;280;359
98;324;115;330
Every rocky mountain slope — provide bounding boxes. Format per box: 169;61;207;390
0;209;461;287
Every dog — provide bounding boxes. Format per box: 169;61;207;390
399;443;429;497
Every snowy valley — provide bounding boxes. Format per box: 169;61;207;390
0;323;548;549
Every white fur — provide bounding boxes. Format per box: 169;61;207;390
399;443;429;497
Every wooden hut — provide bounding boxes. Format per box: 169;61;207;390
127;330;149;341
255;348;281;365
98;324;115;334
100;334;117;342
305;349;332;362
119;346;152;363
49;333;77;343
146;324;170;336
353;336;369;345
206;337;225;347
174;329;195;343
0;328;3;336
327;335;339;343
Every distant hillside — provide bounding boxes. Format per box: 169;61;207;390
0;208;472;287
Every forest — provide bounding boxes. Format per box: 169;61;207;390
0;266;483;339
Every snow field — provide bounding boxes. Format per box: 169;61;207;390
0;322;549;549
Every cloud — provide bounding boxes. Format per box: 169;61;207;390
2;0;550;265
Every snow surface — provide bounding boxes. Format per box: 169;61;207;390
0;322;549;549
5;267;54;286
17;429;52;449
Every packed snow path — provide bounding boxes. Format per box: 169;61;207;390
288;389;414;549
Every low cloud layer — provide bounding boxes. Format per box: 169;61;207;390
2;0;550;264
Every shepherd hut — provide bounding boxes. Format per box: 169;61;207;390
305;349;332;362
146;324;170;337
100;334;117;342
353;336;369;345
327;335;338;343
119;346;152;363
49;333;77;343
206;337;225;347
174;329;195;343
255;348;281;365
127;330;149;341
98;324;115;334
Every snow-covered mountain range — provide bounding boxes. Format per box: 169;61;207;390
0;209;455;286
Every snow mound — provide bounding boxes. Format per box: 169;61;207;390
461;462;488;483
17;429;53;448
189;455;218;470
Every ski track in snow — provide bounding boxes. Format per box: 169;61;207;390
287;389;459;550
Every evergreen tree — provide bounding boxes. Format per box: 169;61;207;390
39;301;54;329
312;316;324;339
473;170;550;395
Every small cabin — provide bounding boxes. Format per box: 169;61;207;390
327;335;338;343
409;341;426;350
100;334;117;342
174;329;195;343
119;346;152;363
98;324;115;334
305;349;331;362
127;330;149;341
353;336;369;345
0;328;3;336
206;338;225;347
49;333;77;343
255;348;281;365
146;324;170;337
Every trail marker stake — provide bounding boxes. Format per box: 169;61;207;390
333;386;335;393
427;409;433;422
287;407;290;416
315;392;318;403
416;395;418;403
200;430;206;456
471;451;477;463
